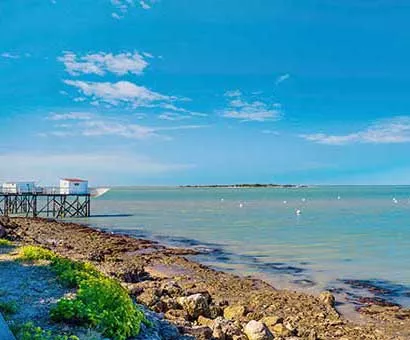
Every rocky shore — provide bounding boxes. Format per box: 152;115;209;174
1;217;410;340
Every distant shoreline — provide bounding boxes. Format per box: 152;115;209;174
180;183;308;188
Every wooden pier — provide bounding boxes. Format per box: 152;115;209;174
0;190;91;218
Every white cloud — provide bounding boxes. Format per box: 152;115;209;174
140;0;151;9
159;112;190;121
275;73;290;85
111;0;156;18
58;51;149;76
301;116;410;145
45;112;207;140
224;90;242;97
47;112;94;121
0;152;194;185
64;80;172;107
221;91;282;122
1;52;20;59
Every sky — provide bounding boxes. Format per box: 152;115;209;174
1;1;410;185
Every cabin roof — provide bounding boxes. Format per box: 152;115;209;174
61;178;87;183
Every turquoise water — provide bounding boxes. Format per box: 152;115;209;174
76;186;410;307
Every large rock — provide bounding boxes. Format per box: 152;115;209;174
178;293;210;320
243;320;274;340
319;291;335;307
223;305;247;320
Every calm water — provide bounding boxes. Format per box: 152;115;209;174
75;186;410;308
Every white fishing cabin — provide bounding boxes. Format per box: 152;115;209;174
59;178;88;195
1;181;36;194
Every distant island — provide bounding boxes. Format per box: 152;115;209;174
180;183;308;188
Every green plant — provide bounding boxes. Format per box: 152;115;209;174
51;277;148;340
14;322;80;340
0;239;13;247
18;246;56;261
51;257;101;288
0;300;18;315
18;245;149;339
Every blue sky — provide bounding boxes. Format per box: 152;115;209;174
1;1;410;185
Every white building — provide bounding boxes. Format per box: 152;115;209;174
59;178;88;195
1;181;36;194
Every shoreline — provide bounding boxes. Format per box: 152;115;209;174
2;217;410;339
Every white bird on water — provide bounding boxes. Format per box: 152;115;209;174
283;200;287;204
239;202;244;208
301;198;306;202
393;197;398;204
337;196;341;200
296;209;302;215
220;198;224;202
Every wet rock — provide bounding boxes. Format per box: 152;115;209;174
224;305;247;320
178;293;210;320
244;320;274;340
319;291;335;307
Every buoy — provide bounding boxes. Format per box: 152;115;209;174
393;198;398;204
239;203;244;208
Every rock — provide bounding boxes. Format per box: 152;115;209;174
272;323;292;337
223;304;247;320
213;317;243;338
164;309;189;323
319;291;335;307
197;315;214;328
0;225;6;238
161;281;183;297
244;320;274;340
182;325;213;340
308;329;318;340
178;293;210;320
260;315;283;330
209;305;224;318
138;288;161;307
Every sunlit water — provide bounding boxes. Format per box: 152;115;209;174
74;186;410;309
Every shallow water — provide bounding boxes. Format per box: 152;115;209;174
75;186;410;308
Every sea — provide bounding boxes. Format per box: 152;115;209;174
75;185;410;313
